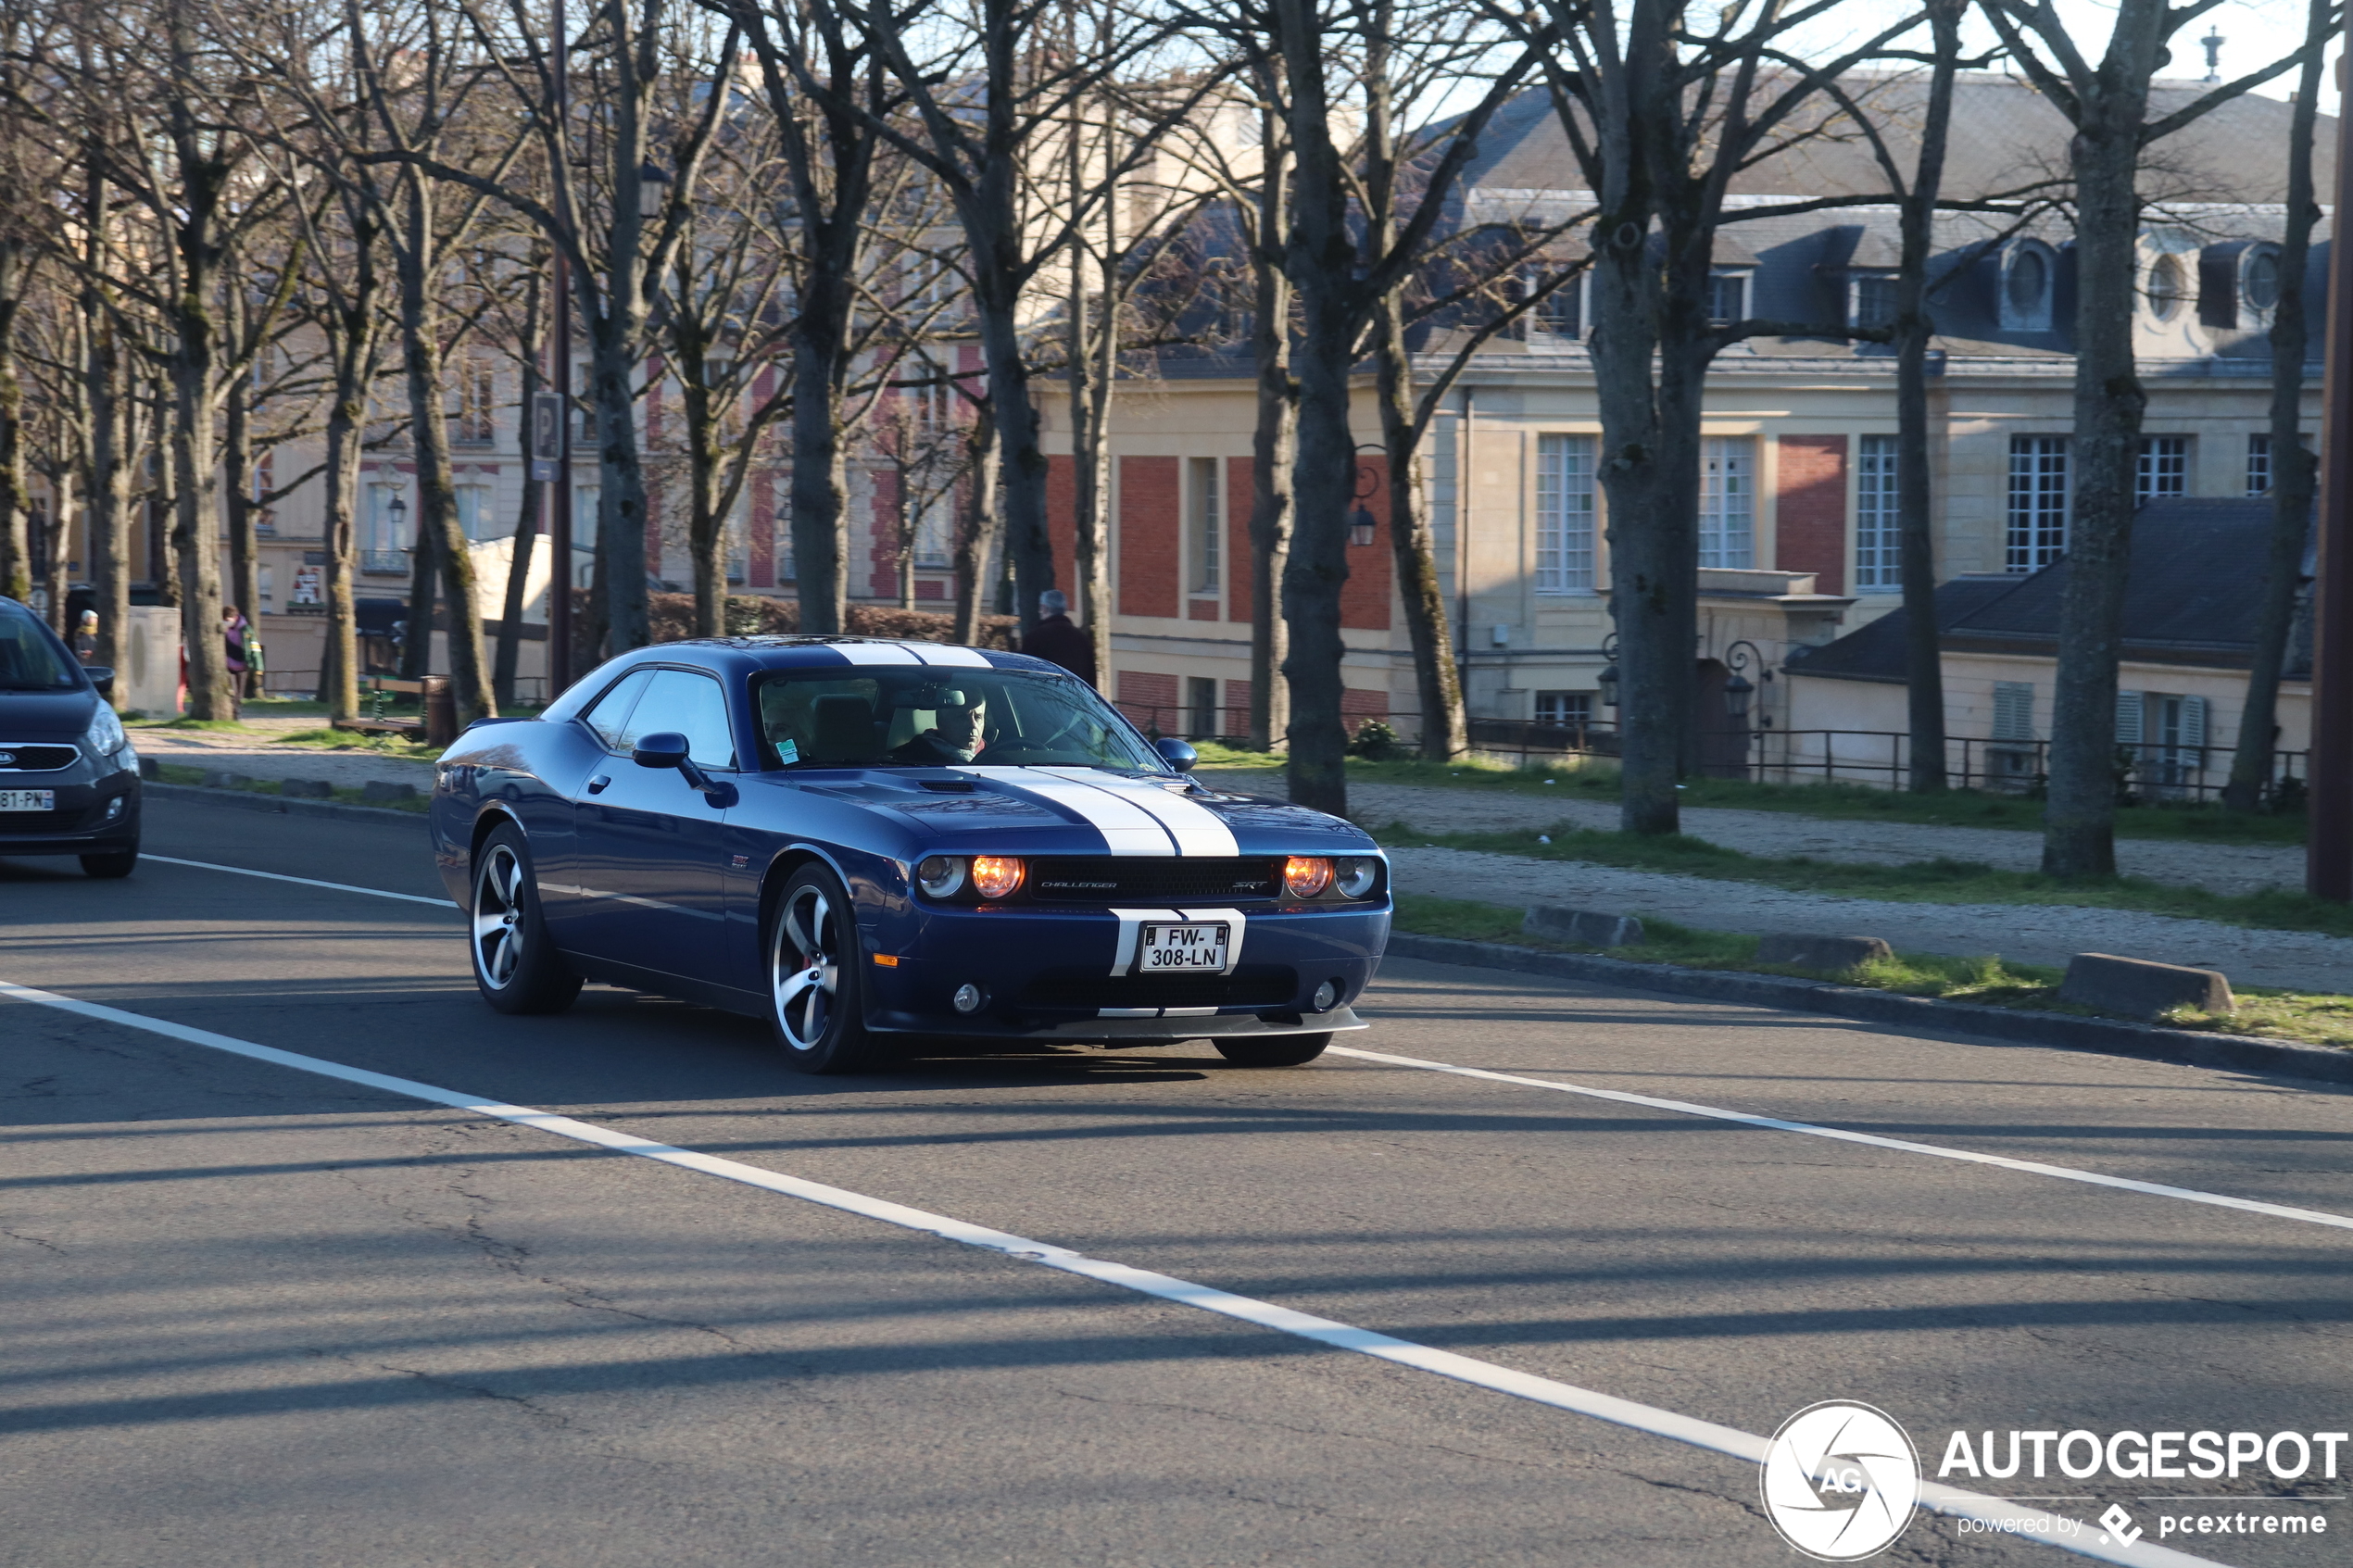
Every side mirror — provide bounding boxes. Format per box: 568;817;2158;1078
632;731;689;770
1155;737;1198;773
84;666;116;698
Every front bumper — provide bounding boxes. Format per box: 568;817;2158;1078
863;899;1390;1040
0;769;139;857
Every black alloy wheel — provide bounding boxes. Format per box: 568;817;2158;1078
470;822;583;1015
769;865;883;1073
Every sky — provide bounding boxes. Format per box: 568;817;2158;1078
1785;0;2342;117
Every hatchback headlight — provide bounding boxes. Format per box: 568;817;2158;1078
916;856;966;898
1334;856;1379;898
83;702;126;759
1282;856;1333;898
971;855;1025;899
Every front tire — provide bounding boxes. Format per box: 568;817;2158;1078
1213;1033;1331;1068
471;823;582;1015
769;866;883;1073
81;845;138;879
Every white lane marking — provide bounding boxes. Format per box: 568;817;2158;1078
0;977;2228;1568
964;766;1172;855
143;854;453;909
1330;1046;2353;1236
132;856;2353;1240
1037;767;1239;856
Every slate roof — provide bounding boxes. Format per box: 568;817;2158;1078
1785;497;2314;681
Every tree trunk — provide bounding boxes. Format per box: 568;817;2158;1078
87;314;130;680
170;335;230;721
1247;123;1295;756
0;236;27;604
1281;282;1357;816
786;322;849;634
2042;101;2155;877
975;289;1055;634
222;279;259;693
496;273;545;709
1068;265;1115;687
40;477;74;638
952;399;999;644
1895;0;1962;792
321;375;363;717
147;379;180;609
1373;295;1466;759
2224;0;2325;813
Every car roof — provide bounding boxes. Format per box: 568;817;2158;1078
546;637;1074;718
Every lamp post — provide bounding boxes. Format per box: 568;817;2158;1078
1349;445;1382;547
386;491;408;548
1719;638;1768;782
1596;631;1620;711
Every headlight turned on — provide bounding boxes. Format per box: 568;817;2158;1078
1282;856;1333;898
971;855;1025;899
1334;856;1379;898
916;856;967;897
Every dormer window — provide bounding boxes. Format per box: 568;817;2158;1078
1850;272;1897;329
2244;246;2282;314
2145;254;2186;321
1528;270;1586;339
2000;241;2055;331
1705;270;1748;325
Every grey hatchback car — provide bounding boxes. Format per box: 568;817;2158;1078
0;596;139;877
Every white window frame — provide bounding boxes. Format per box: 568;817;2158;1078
1189;457;1221;595
2007;436;2069;572
1534;433;1597;593
1698;436;1755;570
2246;433;2272;496
1705;270;1748;326
2135;435;2188;504
1855;435;1900;590
1849;273;1897;330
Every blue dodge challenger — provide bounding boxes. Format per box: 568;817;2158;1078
430;636;1390;1072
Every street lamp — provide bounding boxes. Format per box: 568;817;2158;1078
1720;638;1767;721
1350;444;1382;546
1596;631;1620;709
386;491;409;546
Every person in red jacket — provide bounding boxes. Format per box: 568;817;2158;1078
1020;590;1096;688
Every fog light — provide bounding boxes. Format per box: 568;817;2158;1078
1312;979;1340;1011
1283;856;1332;897
103;797;123;821
953;984;985;1013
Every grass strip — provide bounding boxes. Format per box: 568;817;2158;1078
1188;743;2304;847
1385;819;2353;938
1390;892;2353;1050
149;761;431;814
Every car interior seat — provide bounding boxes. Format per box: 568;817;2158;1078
810;693;877;763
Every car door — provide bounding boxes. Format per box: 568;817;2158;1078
559;666;737;984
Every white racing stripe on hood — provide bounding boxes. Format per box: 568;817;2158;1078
1036;768;1239;857
962;767;1174;855
907;642;991;668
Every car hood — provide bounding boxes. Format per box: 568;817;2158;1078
0;689;96;742
795;764;1377;856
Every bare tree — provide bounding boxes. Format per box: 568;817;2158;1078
1985;0;2322;876
2222;0;2332;813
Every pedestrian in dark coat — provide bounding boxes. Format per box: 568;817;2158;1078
1021;590;1097;688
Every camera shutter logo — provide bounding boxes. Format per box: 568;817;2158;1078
1760;1401;1921;1561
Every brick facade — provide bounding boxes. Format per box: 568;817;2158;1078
1117;456;1180;618
1775;434;1848;595
1115;669;1178;734
1226;455;1254;622
1340;455;1393;631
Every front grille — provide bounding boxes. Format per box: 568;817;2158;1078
1026;856;1279;904
0;745;78;772
1019;964;1298;1010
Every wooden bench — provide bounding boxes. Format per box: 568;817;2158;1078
333;675;459;747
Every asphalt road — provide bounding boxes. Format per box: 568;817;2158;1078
5;796;2352;1568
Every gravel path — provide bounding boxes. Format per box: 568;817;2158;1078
1198;770;2303;896
1382;846;2353;994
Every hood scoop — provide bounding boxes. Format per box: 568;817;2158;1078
919;778;976;794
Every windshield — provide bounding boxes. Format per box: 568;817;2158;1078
0;612;81;692
751;666;1164;772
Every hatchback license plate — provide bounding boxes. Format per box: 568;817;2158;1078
1135;921;1228;972
0;789;55;812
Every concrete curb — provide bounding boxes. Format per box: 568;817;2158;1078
143;781;431;830
1384;931;2353;1088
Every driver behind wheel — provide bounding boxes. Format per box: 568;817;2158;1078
891;691;989;765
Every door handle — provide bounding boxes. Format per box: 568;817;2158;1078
586;774;611;795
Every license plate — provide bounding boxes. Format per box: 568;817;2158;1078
0;789;54;812
1135;921;1228;973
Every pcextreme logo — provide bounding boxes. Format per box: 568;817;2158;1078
1760;1401;1923;1562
